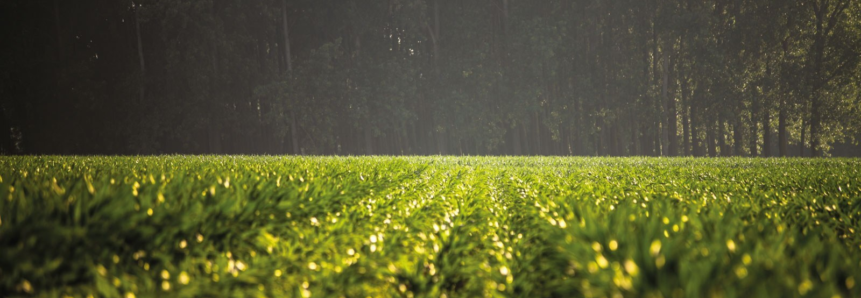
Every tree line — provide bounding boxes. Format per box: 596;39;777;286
1;0;860;156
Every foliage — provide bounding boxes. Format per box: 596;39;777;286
1;156;860;297
2;0;861;156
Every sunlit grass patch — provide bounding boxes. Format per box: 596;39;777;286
0;156;859;297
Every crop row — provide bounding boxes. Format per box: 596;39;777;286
0;156;859;297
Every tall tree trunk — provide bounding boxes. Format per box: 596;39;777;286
134;4;145;106
429;0;441;74
534;112;542;155
807;0;850;157
512;123;522;155
651;4;665;156
681;87;690;156
718;117;727;156
706;118;716;157
691;103;701;156
733;117;743;156
644;121;655;156
810;94;821;157
660;47;670;156
208;3;222;154
521;123;530;155
778;97;788;156
800;117;806;157
763;109;772;157
762;57;772;157
0;104;14;154
779;22;793;157
563;125;571;155
410;122;419;154
615;122;624;156
665;42;678;156
428;0;442;155
458;138;463;155
572;102;581;155
283;0;299;154
633;109;641;156
437;129;447;155
282;0;293;73
682;115;690;155
749;95;759;156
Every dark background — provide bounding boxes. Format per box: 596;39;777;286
1;0;860;156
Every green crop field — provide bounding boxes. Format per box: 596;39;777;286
1;156;860;298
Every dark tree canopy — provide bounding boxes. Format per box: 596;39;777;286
2;0;860;156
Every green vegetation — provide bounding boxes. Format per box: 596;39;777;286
1;156;860;297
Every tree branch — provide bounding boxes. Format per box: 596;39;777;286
824;0;850;36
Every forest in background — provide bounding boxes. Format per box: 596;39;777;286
1;0;860;156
